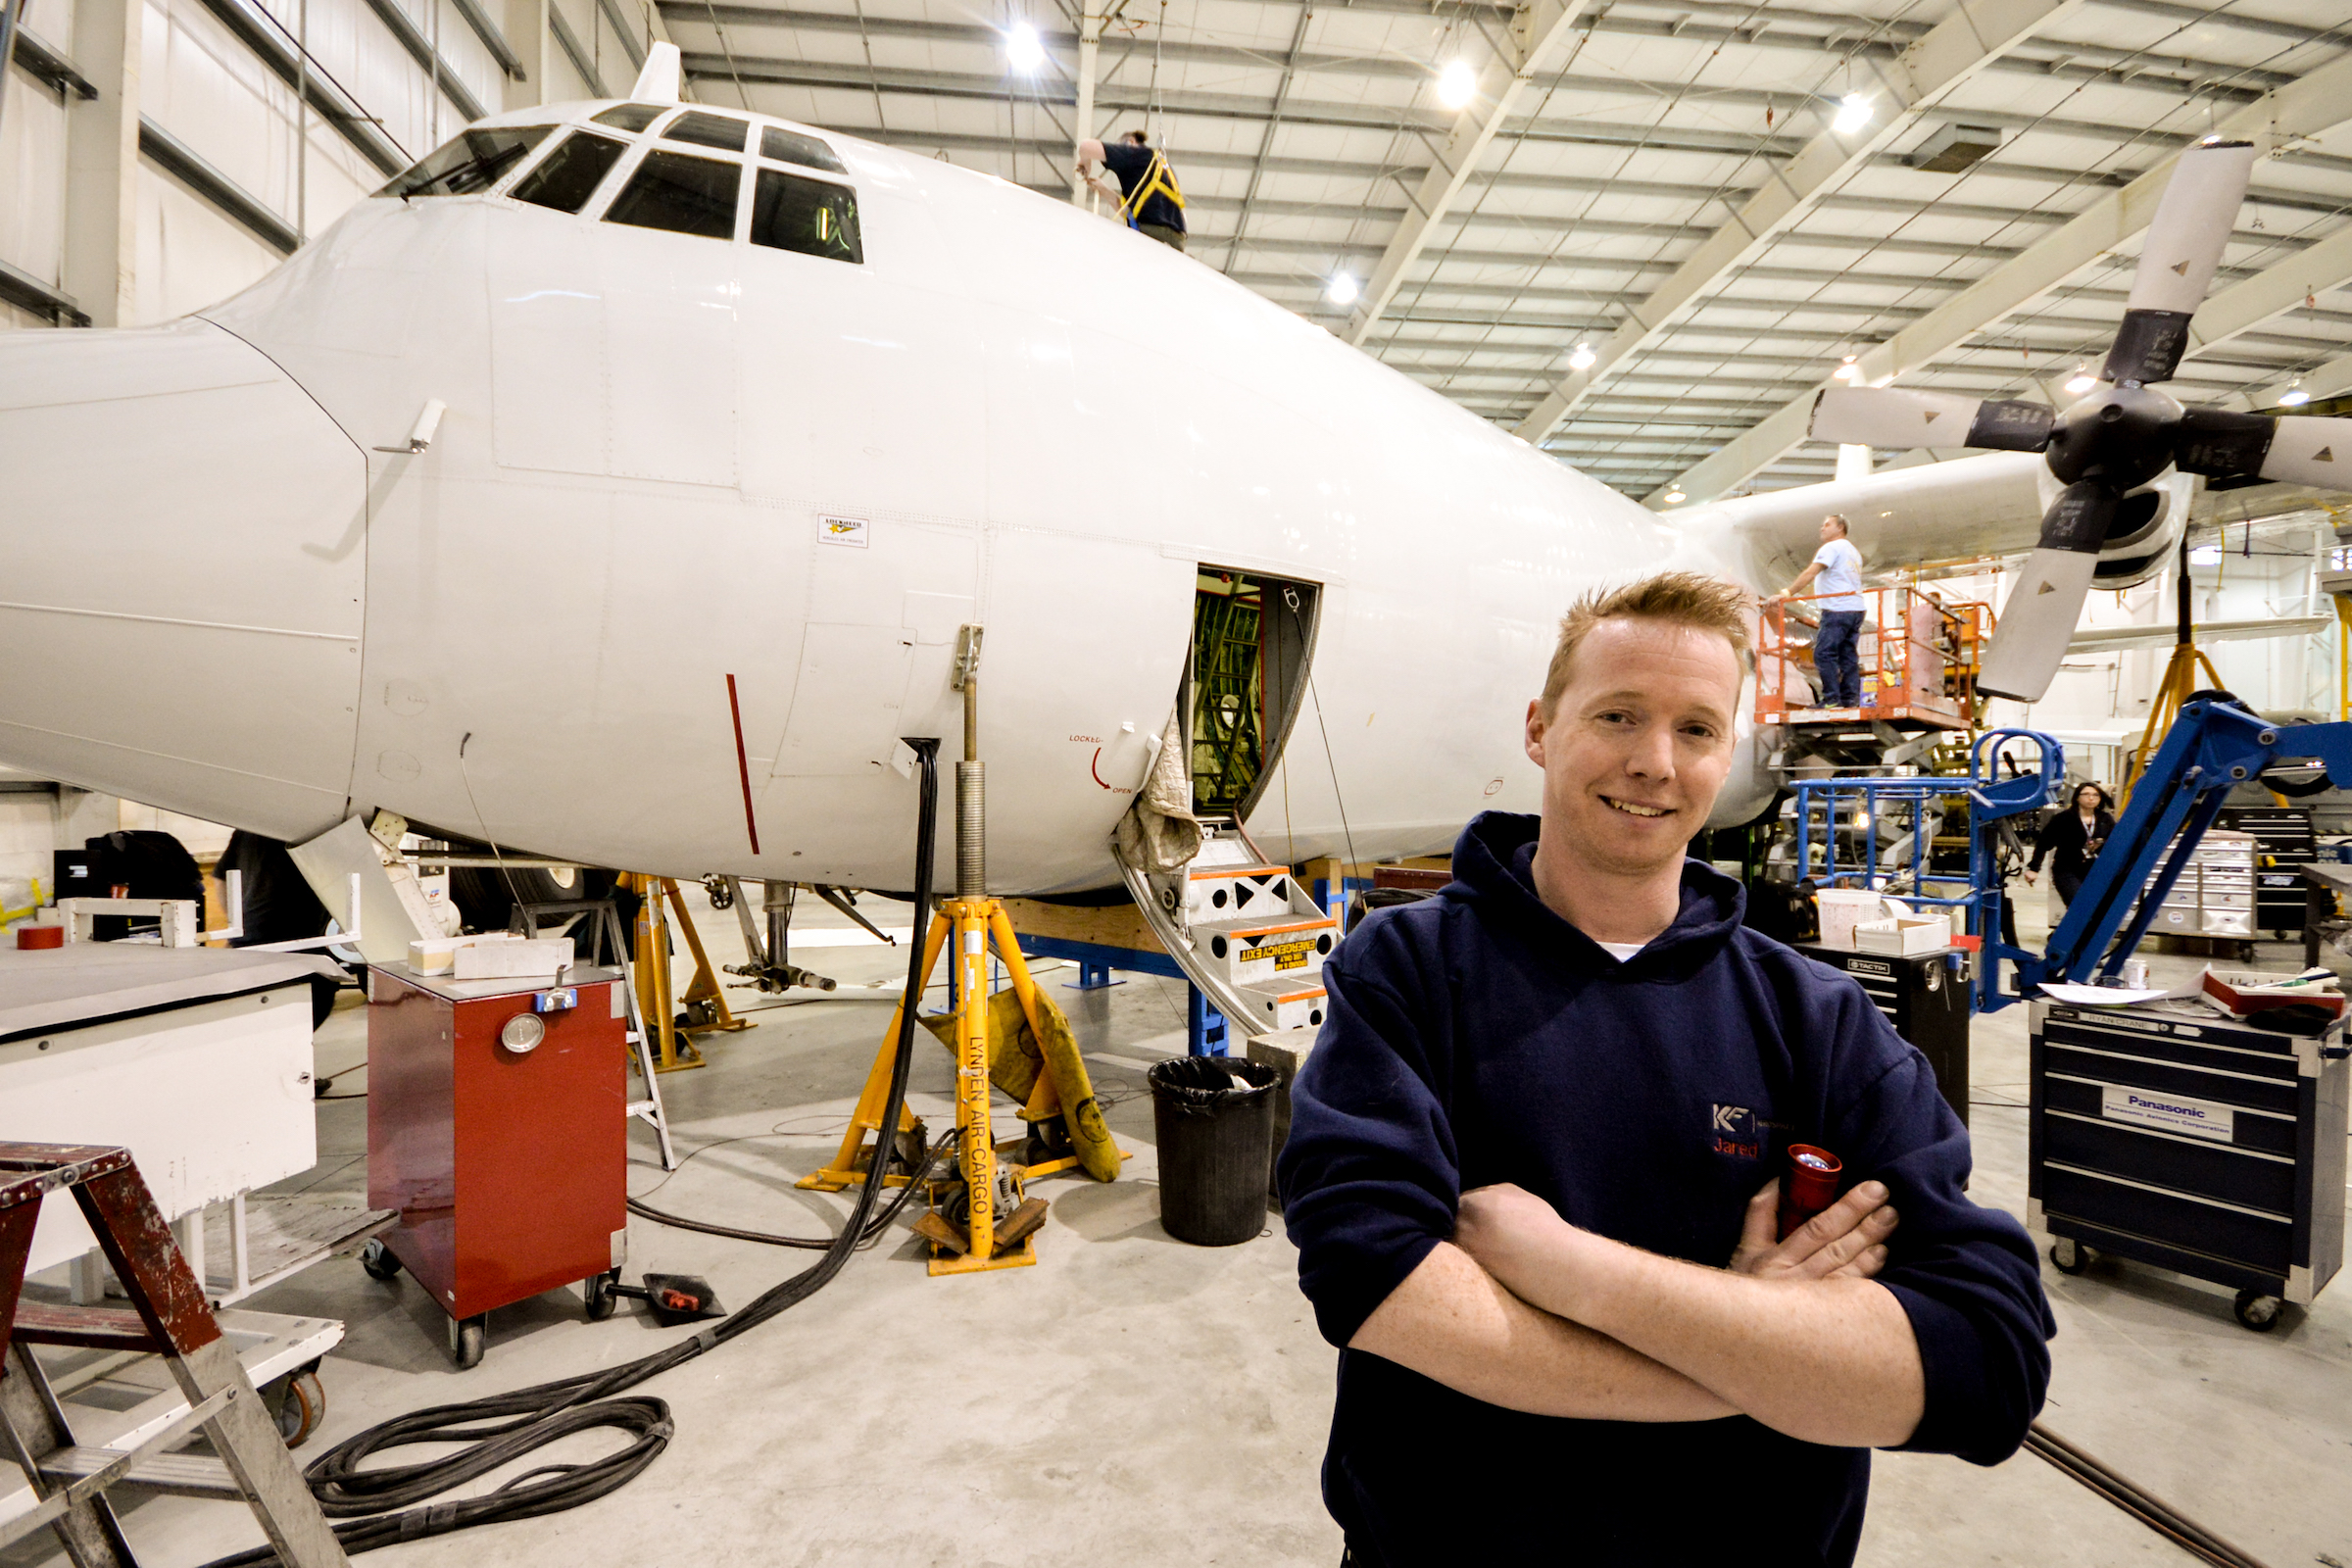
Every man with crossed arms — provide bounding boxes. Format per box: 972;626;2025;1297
1279;571;2051;1565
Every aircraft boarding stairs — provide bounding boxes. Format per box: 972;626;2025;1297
1116;824;1336;1048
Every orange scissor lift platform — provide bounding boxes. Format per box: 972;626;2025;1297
1758;586;1991;731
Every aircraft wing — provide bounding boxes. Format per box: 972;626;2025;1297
2066;615;2334;656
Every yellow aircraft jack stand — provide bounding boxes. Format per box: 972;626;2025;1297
801;897;1109;1274
627;874;755;1073
2123;547;2226;808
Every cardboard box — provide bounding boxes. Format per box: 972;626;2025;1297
1855;915;1948;956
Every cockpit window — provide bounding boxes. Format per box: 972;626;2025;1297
592;103;666;131
604;149;742;239
663;111;752;154
511;130;629;213
750;169;860;264
760;127;846;174
378;125;554;198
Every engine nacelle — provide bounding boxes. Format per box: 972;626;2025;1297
2034;467;2195;590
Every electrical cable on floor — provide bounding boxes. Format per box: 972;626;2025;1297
2024;1423;2275;1568
626;1134;955;1251
199;738;945;1568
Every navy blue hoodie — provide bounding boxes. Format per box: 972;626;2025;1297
1279;812;2052;1566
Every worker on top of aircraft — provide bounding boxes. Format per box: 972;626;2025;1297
1768;514;1868;710
1076;130;1188;253
1279;570;2052;1568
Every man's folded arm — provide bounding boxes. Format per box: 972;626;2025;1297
1349;1241;1736;1422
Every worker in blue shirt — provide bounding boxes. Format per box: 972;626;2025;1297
1077;129;1187;252
1769;513;1869;709
1279;570;2052;1567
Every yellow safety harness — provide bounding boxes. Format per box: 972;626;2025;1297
1118;149;1186;230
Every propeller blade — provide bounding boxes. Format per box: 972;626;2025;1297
1978;483;2118;703
1809;387;2051;452
2259;416;2352;490
2101;138;2256;386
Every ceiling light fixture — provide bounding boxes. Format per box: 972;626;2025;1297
2065;366;2096;395
2280;379;2312;407
1327;272;1359;307
1832;93;1871;135
1004;21;1045;72
1437;59;1477;110
1664;486;1686;505
1568;341;1596;370
1834;354;1862;383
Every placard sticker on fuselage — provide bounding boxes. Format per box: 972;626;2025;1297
819;515;869;548
2100;1085;2235;1143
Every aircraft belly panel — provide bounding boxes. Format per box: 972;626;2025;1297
0;319;364;837
773;623;914;776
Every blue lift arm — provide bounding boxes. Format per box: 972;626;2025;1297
1988;697;2352;1007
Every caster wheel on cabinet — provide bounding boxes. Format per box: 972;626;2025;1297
2048;1238;2090;1276
360;1239;402;1283
2232;1289;2283;1332
584;1269;619;1322
449;1313;488;1369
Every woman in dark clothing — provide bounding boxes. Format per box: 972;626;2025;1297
2026;782;2117;908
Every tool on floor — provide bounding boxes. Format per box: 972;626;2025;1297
591;1272;725;1326
799;625;1124;1275
0;1141;349;1566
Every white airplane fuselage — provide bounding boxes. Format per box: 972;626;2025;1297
0;99;1774;893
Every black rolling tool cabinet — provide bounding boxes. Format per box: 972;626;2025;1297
2030;997;2348;1330
1796;943;1971;1127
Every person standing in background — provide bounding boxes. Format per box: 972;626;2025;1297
2026;782;2117;911
1768;515;1867;710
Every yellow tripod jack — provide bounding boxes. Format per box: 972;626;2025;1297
800;897;1102;1274
797;635;1122;1275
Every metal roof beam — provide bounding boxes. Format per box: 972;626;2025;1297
1512;0;2088;446
1646;49;2352;508
1339;0;1594;342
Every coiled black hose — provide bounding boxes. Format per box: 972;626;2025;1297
203;737;944;1567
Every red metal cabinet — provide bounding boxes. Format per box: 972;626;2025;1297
368;965;627;1326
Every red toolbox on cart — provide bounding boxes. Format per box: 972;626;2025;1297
366;963;627;1366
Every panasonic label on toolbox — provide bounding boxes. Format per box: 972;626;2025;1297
2100;1086;2235;1143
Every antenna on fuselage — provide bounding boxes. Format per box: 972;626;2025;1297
631;40;682;104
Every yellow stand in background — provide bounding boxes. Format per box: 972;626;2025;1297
2122;637;2225;809
660;878;754;1038
800;898;1121;1275
629;873;705;1073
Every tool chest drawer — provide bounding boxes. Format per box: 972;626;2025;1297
2031;999;2348;1307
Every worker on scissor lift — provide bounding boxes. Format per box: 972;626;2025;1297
1767;514;1867;710
1077;129;1188;252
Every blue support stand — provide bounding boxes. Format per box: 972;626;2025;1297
1069;959;1122;991
1188;986;1228;1056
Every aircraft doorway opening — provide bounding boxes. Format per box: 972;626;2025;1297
1184;569;1320;825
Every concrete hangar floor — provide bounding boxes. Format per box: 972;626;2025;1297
23;889;2349;1568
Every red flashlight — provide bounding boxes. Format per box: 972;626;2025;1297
1777;1144;1843;1241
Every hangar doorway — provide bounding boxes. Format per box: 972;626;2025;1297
1184;568;1320;822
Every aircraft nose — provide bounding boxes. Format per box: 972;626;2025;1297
0;319;368;836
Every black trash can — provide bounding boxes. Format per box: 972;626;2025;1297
1149;1054;1279;1247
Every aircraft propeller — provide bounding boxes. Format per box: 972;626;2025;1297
1806;137;2352;702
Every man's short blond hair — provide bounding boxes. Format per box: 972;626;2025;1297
1539;571;1752;718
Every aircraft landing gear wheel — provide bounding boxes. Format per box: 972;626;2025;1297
449;1313;487;1369
360;1239;402;1282
2232;1289;2282;1332
584;1269;619;1322
2049;1238;2090;1276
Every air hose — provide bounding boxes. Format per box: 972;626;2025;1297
201;737;944;1568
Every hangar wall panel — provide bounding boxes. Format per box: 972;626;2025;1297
0;65;70;287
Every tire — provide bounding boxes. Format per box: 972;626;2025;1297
360;1239;402;1282
584;1269;618;1322
2232;1289;2283;1332
448;860;618;938
450;1314;487;1369
2048;1238;2089;1276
